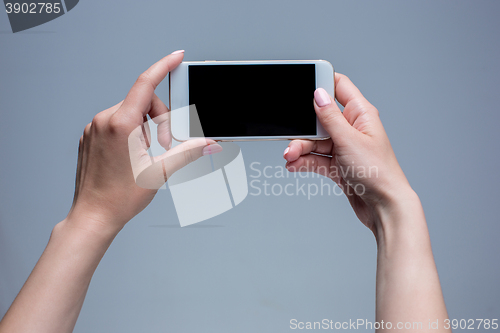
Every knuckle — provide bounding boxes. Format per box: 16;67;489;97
357;102;379;119
107;114;128;133
136;72;154;89
83;122;91;137
321;108;343;125
91;112;107;128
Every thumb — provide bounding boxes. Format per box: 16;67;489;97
135;139;223;190
314;88;353;145
161;139;223;177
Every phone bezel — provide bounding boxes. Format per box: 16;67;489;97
170;60;334;142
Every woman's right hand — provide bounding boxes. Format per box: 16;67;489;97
284;73;415;234
285;74;451;333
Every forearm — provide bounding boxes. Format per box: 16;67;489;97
374;189;450;332
0;217;119;333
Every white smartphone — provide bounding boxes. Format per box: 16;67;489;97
169;60;334;141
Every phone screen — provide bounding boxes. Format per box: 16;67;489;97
188;64;316;137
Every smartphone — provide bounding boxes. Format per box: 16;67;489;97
169;60;334;141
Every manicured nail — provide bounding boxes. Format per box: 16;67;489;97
283;147;290;157
171;50;185;55
314;88;331;107
202;144;223;156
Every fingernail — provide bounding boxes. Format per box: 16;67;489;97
171;50;185;55
203;144;223;156
283;147;290;157
314;88;331;107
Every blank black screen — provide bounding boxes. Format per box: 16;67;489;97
188;64;316;137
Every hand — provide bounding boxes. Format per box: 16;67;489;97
284;73;413;233
67;51;221;235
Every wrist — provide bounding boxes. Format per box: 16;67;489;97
374;185;421;223
61;210;123;244
372;186;431;249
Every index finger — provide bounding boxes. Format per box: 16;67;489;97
284;139;333;162
117;50;185;121
334;73;371;108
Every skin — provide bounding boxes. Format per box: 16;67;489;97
285;74;450;332
0;51;220;333
0;55;450;333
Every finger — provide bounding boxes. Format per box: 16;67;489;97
286;154;331;177
105;100;124;115
133;139;221;190
128;124;155;183
159;139;221;177
334;73;381;126
117;51;184;124
285;154;344;186
334;73;371;108
93;100;124;124
149;94;171;150
149;93;170;120
284;139;332;162
314;88;354;145
90;100;124;131
140;117;152;150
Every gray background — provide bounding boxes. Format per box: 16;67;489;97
1;0;499;332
